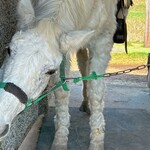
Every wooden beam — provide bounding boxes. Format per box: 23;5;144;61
145;0;150;47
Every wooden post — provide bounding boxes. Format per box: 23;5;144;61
145;0;150;47
147;53;150;88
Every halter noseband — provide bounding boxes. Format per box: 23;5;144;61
1;82;28;104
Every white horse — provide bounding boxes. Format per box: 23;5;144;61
0;0;132;149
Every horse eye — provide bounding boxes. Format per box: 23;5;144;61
46;69;56;75
6;47;11;56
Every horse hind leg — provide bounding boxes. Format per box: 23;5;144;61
77;48;91;114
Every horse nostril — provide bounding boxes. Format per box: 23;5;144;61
0;124;10;139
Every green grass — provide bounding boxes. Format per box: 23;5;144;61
128;11;145;18
111;42;149;66
114;42;149;53
110;52;148;67
112;52;147;60
127;0;146;42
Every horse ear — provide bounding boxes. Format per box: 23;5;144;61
17;0;35;29
60;30;95;53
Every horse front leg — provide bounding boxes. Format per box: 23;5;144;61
88;34;113;150
51;87;70;150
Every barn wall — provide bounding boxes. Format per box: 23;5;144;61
0;1;47;149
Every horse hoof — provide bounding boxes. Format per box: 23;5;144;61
51;144;67;150
88;143;104;150
79;101;90;114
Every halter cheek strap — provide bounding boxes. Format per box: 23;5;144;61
3;82;28;104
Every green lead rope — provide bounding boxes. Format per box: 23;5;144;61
0;57;104;110
73;71;104;83
25;81;67;110
0;62;149;110
0;56;104;110
0;81;66;110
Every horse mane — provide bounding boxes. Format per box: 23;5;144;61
33;0;64;22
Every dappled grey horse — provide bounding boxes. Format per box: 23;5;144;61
0;0;132;149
